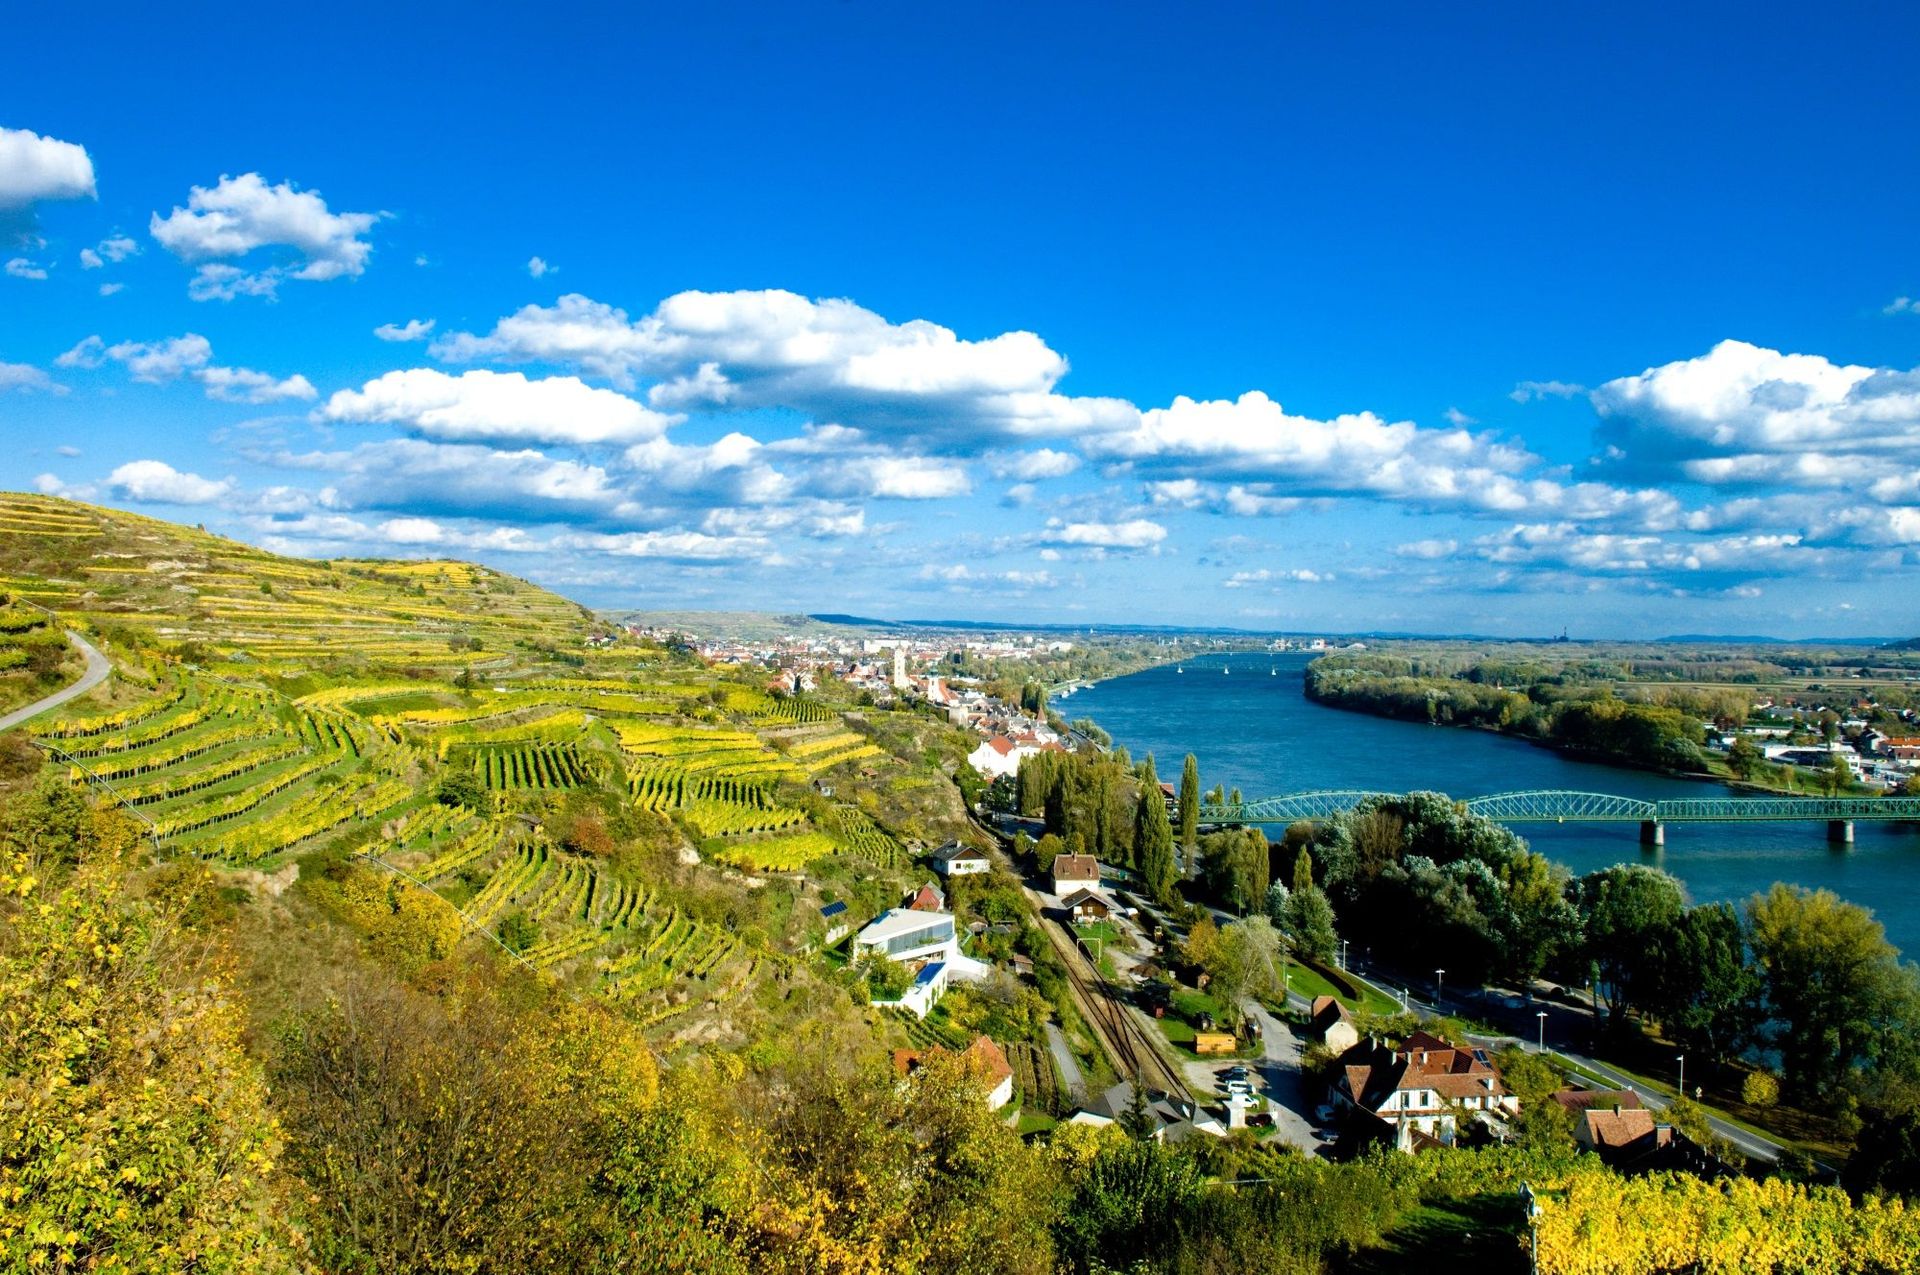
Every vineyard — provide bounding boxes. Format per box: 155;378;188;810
1;492;957;1049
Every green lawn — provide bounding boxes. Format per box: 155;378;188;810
1014;1108;1057;1136
1286;962;1404;1017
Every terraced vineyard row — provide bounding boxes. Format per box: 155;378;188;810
711;830;838;872
819;805;904;868
466;741;598;790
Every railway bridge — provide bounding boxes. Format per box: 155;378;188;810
1198;789;1920;845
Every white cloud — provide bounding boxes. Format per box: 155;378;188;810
271;438;622;518
0;361;59;394
79;236;137;269
1040;518;1167;550
1394;538;1459;559
1443;406;1477;426
1885;297;1916;316
432;289;1136;445
150;173;380;298
1592;340;1920;496
0;127;96;207
320;368;676;447
197;365;318;404
556;529;767;561
1223;569;1270;588
56;332;312;404
1224;566;1328;586
1509;379;1585;403
989;448;1080;480
374;318;435;342
186;261;285;301
107;459;232;505
54;336;104;368
527;256;552;278
55;444;80;457
5;258;48;280
98;282;123;297
814;455;972;500
104;334;213;382
377;516;445;544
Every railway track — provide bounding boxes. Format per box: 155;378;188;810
1035;900;1189;1101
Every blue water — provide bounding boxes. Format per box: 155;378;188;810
1067;653;1920;956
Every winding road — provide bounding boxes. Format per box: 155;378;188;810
0;630;110;733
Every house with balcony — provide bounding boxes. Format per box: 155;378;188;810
1328;1030;1515;1150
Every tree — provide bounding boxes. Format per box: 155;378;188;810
435;765;485;809
1824;752;1854;796
1200;826;1268;914
1119;1077;1156;1141
1134;767;1177;904
1746;883;1918;1097
1845;1098;1920;1199
1643;901;1761;1066
1279;886;1339;964
1727;735;1763;780
1204;917;1287;1015
1574;864;1685;1028
1177;754;1200;848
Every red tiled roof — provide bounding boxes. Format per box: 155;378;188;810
1584;1107;1658;1149
1053;854;1100;882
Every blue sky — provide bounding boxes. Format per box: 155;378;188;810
3;2;1918;637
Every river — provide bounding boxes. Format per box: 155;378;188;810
1066;652;1920;956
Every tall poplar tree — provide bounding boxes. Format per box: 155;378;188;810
1177;753;1200;848
1135;761;1176;902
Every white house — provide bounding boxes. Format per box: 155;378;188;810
854;908;992;1016
967;735;1031;779
931;841;991;877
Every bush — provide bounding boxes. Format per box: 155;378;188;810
435;767;485;809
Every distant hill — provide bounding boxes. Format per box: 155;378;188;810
1886;637;1920;651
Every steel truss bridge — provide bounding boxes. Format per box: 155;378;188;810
1199;790;1920;844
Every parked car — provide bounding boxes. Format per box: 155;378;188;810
1225;1080;1255;1097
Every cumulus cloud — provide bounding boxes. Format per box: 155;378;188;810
79;236;138;268
527;256;552;278
989;448;1080;480
0;127;96;208
270;438;623;520
320;368;677;447
1592;340;1920;506
374;318;435;342
6;257;47;279
0;361;59;394
107;459;232;505
1039;518;1167;550
432;289;1136;446
150;173;380;299
197;365;317;404
1394;538;1459;559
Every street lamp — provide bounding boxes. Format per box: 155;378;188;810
1339;938;1349;970
1434;968;1445;1007
1676;1054;1686;1098
1536;1010;1548;1052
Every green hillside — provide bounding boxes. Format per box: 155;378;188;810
0;491;965;1038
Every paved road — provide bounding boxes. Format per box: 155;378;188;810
1045;1022;1087;1105
1245;1000;1322;1152
0;630;110;733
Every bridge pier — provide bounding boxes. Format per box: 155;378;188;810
1639;820;1664;848
1829;819;1854;846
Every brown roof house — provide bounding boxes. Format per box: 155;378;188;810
1328;1030;1517;1150
1051;854;1101;898
894;1034;1016;1110
1061;887;1114;923
1307;995;1359;1055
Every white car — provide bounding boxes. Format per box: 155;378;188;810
1224;1079;1255;1097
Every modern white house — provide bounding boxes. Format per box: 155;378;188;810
854;908;992;1016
